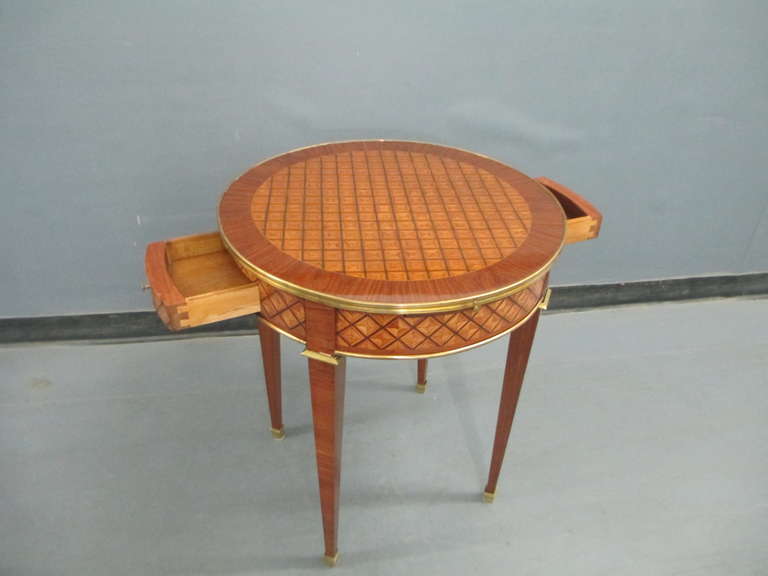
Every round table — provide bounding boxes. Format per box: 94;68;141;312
215;140;601;565
146;140;601;566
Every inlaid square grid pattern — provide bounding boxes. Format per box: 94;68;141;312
249;149;532;281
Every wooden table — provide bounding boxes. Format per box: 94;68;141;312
146;140;601;566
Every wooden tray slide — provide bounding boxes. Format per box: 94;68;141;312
145;231;260;330
535;176;602;244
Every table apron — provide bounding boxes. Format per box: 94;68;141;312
256;276;549;359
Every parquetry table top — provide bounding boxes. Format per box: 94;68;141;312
218;140;566;314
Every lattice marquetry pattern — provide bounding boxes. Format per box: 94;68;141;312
249;148;532;281
256;277;545;357
334;278;544;356
258;282;306;340
255;278;544;358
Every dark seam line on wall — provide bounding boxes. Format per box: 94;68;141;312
0;273;766;345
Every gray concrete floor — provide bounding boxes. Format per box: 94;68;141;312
0;298;766;575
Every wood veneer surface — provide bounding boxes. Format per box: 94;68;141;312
171;252;252;296
219;141;566;311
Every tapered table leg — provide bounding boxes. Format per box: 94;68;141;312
258;318;284;439
416;359;428;393
304;302;346;566
484;309;541;502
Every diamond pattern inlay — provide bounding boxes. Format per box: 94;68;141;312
333;277;546;356
255;276;545;357
258;282;306;340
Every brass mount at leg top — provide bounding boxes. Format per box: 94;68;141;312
301;348;340;366
538;288;552;310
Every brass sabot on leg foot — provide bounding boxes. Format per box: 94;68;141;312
324;552;339;567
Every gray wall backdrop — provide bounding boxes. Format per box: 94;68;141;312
2;1;767;318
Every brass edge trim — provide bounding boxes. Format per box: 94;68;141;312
538;288;552;310
259;318;306;345
220;222;560;314
301;348;340;366
217;140;568;315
